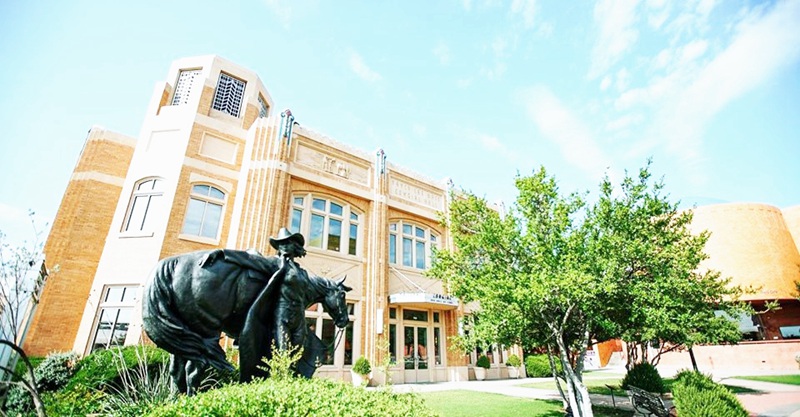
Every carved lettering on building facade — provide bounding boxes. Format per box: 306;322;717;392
389;179;444;210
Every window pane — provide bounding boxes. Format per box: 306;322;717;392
192;184;209;195
389;224;397;231
294;196;304;206
402;238;413;267
431;235;437;243
137;179;154;191
309;214;324;248
403;224;412;235
389;324;397;364
404;326;415;370
330;202;343;216
291;209;303;233
434;327;442;365
415;227;425;238
433;312;440;323
350;212;358;221
389;308;397;319
389;235;396;264
172;69;201;106
417;327;428;369
349;224;358;255
416;241;426;269
91;308;118;352
312;198;326;211
327;219;342;251
200;202;222;238
306;317;318;335
120;287;139;303
344;322;354;365
212;73;246;117
321;319;336;365
125;195;150;232
209;186;224;200
106;287;125;303
403;309;428;322
111;308;132;347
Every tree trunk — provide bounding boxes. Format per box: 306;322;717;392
554;332;593;417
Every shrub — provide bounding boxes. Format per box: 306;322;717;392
35;351;79;392
524;354;561;378
147;377;437;417
101;346;175;416
67;345;170;391
671;370;748;417
621;362;664;394
506;354;522;367
352;356;372;375
476;355;491;369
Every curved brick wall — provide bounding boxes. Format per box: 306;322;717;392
782;205;800;254
690;203;800;301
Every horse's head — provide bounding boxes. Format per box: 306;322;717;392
321;276;352;328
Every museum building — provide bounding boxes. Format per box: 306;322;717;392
23;55;519;384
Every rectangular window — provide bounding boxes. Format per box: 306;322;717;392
434;327;442;365
327;218;342;251
291;209;303;234
403;309;428;322
258;94;269;118
321;318;336;365
416;241;426;269
344;322;354;365
389;324;397;364
312;198;326;211
212;73;246;117
309;214;324;248
402;238;413;267
172;69;201;106
348;224;358;255
389;235;396;264
90;286;138;353
330;202;343;216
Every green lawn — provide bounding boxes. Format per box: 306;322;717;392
732;374;800;386
521;376;757;395
419;390;632;417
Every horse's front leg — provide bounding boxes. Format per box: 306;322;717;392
169;355;187;395
185;360;206;396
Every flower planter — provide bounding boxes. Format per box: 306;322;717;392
474;367;487;381
508;366;520;379
351;370;371;387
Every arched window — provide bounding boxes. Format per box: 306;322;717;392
388;221;439;269
122;177;164;234
181;184;225;239
290;194;360;256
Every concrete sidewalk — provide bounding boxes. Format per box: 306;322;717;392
388;376;800;417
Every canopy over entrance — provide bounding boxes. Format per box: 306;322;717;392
389;292;459;310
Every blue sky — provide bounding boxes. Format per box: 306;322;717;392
1;0;798;245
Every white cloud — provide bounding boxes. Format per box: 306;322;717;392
600;75;612;91
263;0;293;27
433;41;451;65
411;123;428;137
588;0;641;79
511;0;538;29
348;51;382;83
521;86;611;179
606;113;642;132
654;0;800;170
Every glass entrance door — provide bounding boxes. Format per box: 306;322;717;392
403;326;430;383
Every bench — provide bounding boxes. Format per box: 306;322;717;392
627;386;673;417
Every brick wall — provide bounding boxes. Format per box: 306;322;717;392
24;128;135;356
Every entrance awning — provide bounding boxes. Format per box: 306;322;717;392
389;292;459;310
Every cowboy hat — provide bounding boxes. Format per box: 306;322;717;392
269;227;305;250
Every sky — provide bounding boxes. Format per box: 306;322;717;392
0;0;798;246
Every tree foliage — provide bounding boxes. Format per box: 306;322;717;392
430;162;747;417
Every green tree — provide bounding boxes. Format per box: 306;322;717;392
587;163;747;368
430;163;747;417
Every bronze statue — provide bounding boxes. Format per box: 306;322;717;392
142;228;351;395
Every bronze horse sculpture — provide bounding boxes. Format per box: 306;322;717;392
142;249;351;395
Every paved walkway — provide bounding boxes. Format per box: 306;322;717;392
388;375;800;416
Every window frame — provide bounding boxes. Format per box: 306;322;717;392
290;194;361;257
211;72;246;118
87;285;139;354
305;302;358;367
180;183;227;243
388;221;439;270
171;68;202;106
121;177;164;237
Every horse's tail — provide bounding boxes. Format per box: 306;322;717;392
142;256;234;373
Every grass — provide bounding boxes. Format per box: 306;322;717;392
521;376;759;395
419;390;633;417
731;374;800;386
